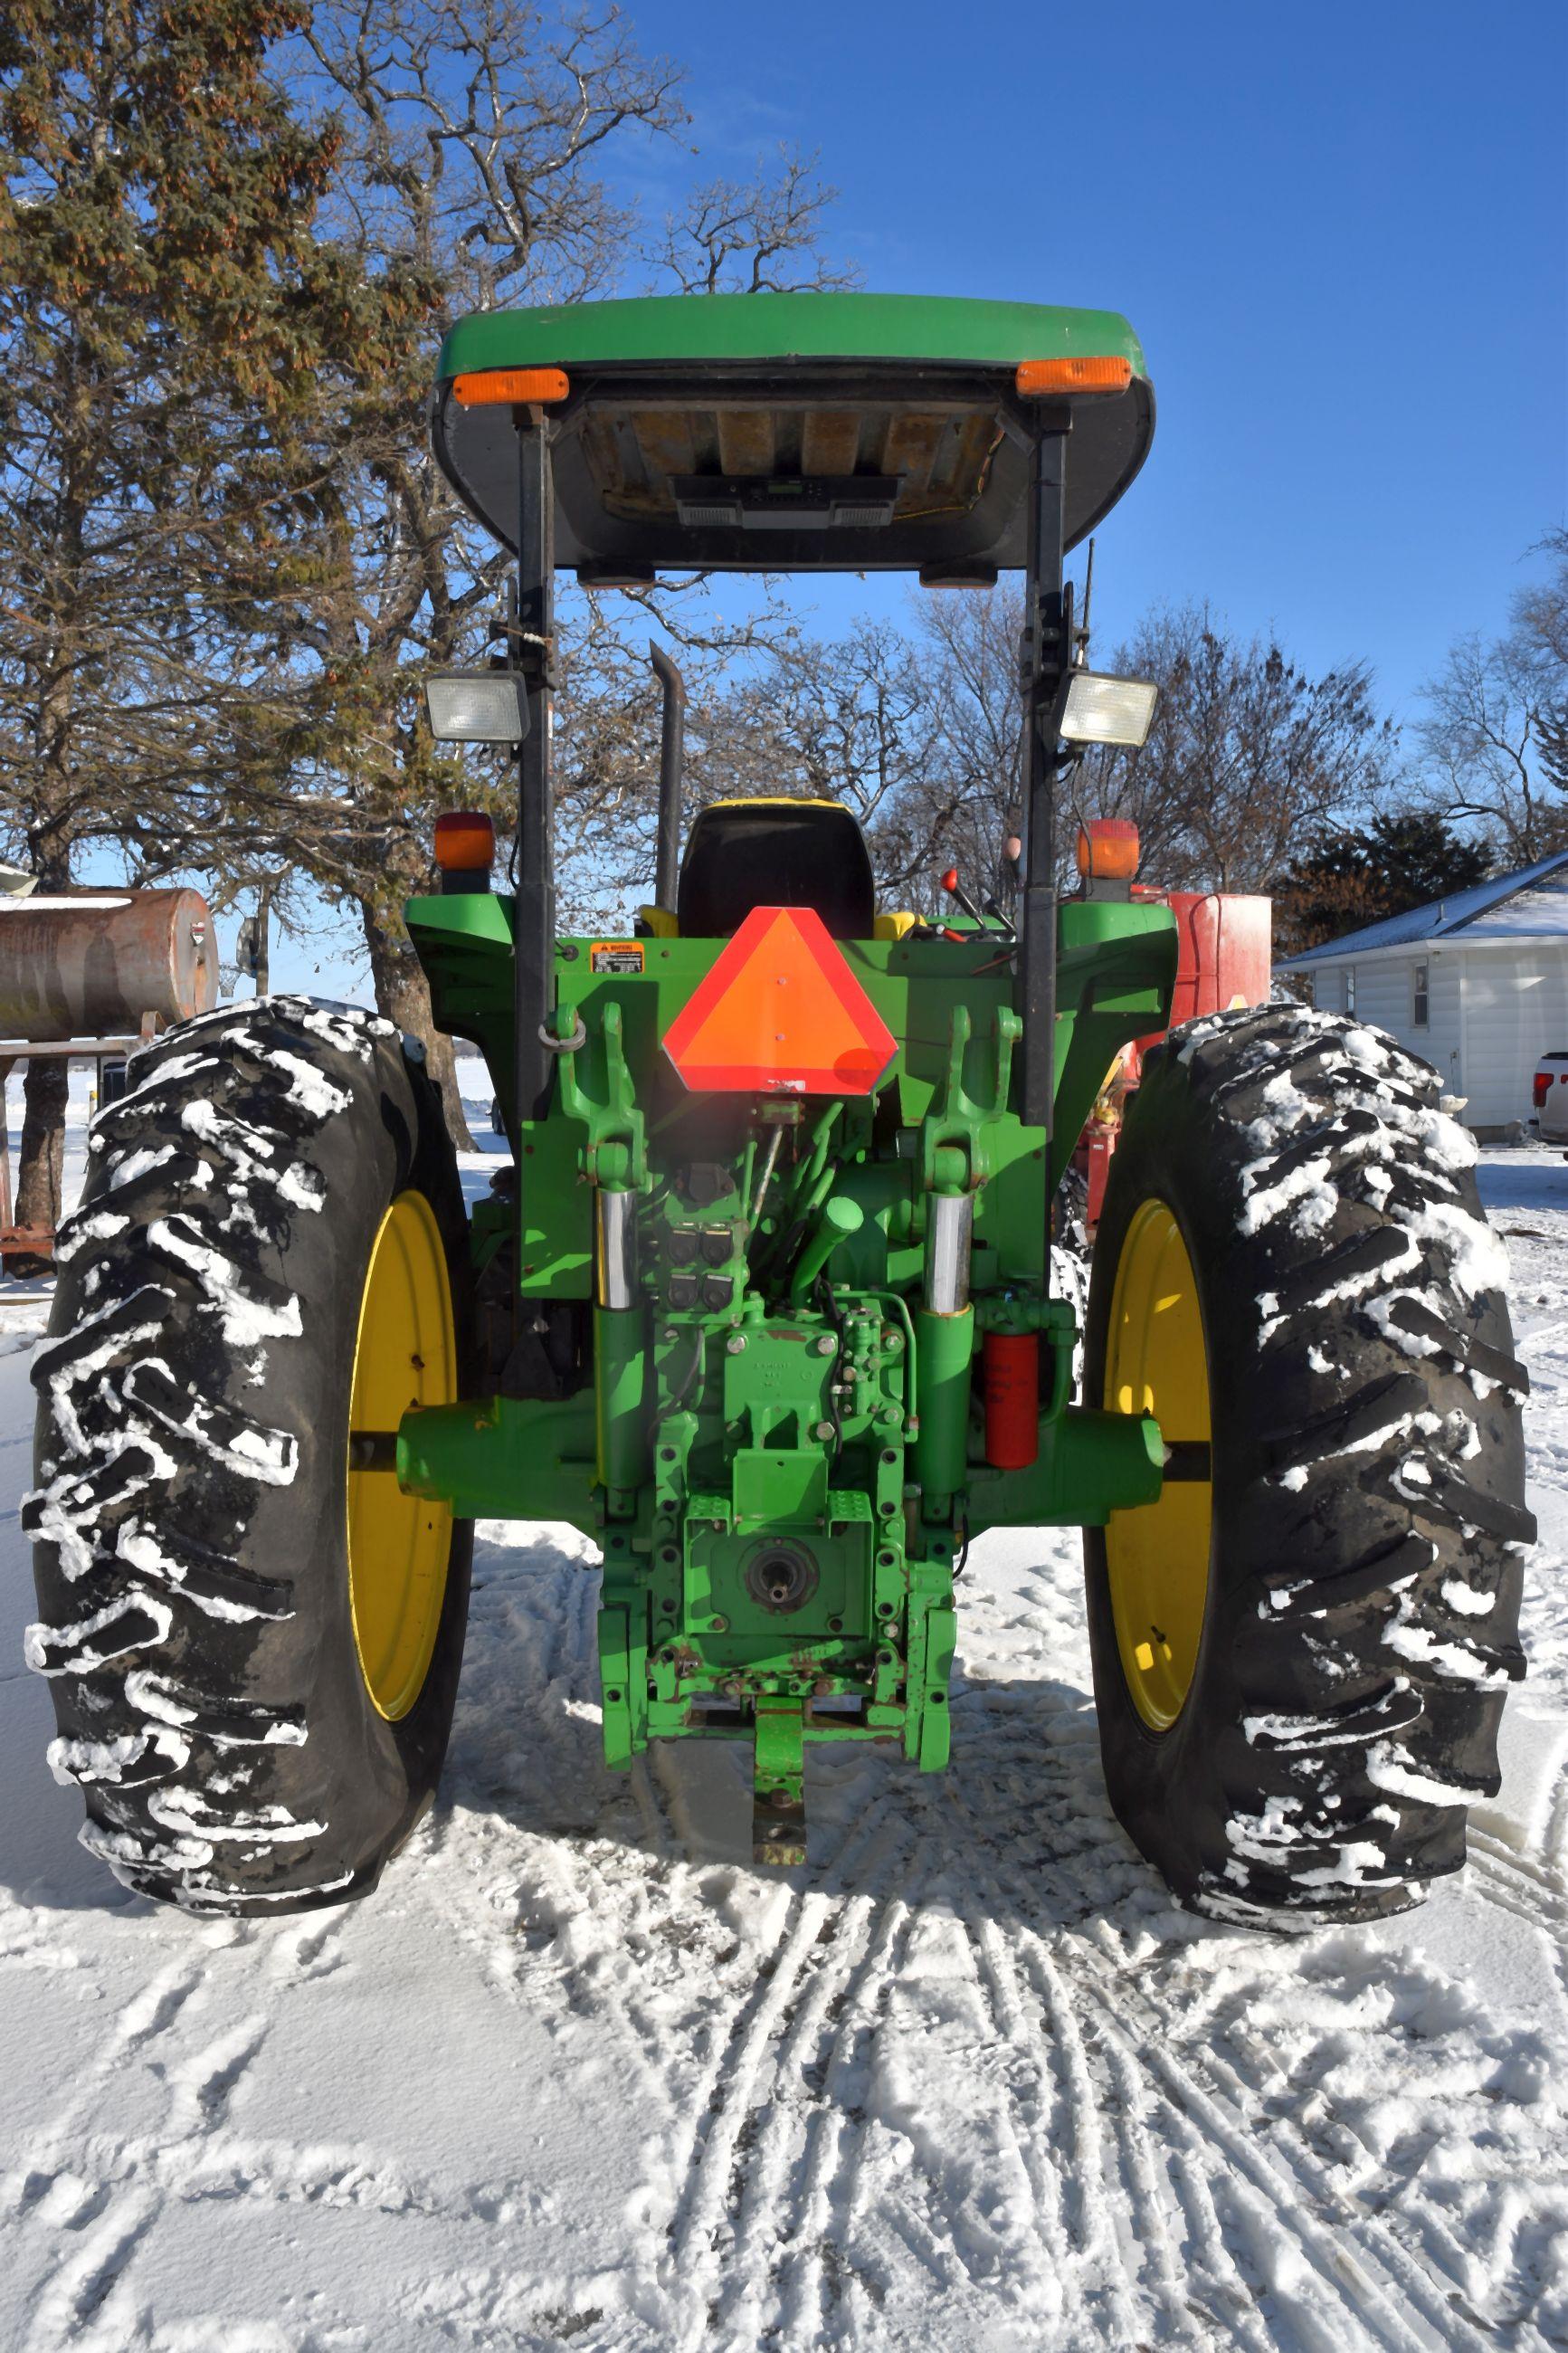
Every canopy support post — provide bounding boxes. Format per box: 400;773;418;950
514;411;556;1128
1017;410;1071;1138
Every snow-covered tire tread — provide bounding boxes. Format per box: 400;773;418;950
1085;1005;1532;1928
25;995;472;1914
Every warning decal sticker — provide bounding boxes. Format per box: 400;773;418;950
589;941;645;975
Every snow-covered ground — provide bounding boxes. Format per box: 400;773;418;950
3;1064;1568;2350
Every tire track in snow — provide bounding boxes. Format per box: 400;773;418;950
390;1500;1568;2352
659;1799;922;2348
1466;1825;1568;2032
1006;1801;1554;2353
1467;1827;1568;1931
745;1839;934;2346
1067;1912;1540;2350
26;2186;160;2351
12;1922;266;2351
1070;1959;1513;2353
963;1905;1166;2345
938;1725;1517;2353
679;1688;1142;2350
9;1894;455;2348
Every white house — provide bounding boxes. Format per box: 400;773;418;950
1277;849;1568;1135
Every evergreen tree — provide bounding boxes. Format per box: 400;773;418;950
1274;811;1493;957
0;0;420;1234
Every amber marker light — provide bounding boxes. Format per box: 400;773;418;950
1015;356;1134;396
1076;819;1141;882
451;367;571;406
433;812;497;897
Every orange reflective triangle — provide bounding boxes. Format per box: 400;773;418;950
662;906;897;1096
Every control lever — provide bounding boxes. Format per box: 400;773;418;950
940;866;987;926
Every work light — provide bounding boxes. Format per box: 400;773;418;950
423;670;530;745
1058;671;1159;748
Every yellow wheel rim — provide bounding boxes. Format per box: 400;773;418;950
1103;1197;1212;1731
347;1190;457;1720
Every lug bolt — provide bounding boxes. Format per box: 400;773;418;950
710;1615;729;1633
727;1335;747;1356
815;1334;836;1356
813;1421;834;1442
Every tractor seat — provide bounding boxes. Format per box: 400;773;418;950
676;798;876;940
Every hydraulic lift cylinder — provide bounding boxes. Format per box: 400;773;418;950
594;1306;646;1502
917;1191;975;1505
914;1302;974;1506
594;1190;645;1500
594;1187;638;1312
926;1191;973;1317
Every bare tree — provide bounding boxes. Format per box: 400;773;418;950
688;596;1025;918
1505;526;1568;808
1069;606;1400;894
1417;629;1566;864
1416;530;1568;864
881;585;1028;907
691;588;1401;914
660;148;855;295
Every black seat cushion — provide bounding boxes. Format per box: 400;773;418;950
677;800;875;939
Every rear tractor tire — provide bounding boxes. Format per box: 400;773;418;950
25;996;474;1914
1084;1005;1533;1926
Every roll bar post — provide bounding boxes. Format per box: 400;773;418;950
1017;408;1071;1136
513;412;556;1127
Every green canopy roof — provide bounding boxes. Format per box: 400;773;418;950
432;291;1155;577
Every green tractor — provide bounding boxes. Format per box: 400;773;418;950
27;293;1532;1923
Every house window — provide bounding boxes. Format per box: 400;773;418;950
1412;961;1430;1028
1345;966;1356;1015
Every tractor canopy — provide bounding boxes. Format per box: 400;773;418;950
432;291;1154;580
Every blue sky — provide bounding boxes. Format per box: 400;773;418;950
268;0;1566;996
641;0;1565;702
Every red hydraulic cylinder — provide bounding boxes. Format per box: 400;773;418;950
984;1331;1040;1469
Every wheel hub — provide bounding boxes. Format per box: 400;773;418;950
1102;1196;1212;1731
347;1189;457;1720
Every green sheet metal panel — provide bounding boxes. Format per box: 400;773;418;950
436;291;1147;377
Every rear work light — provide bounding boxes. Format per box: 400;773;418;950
1060;671;1159;748
451;367;570;406
1016;356;1134;397
1535;1071;1554;1109
434;812;496;896
424;671;529;745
